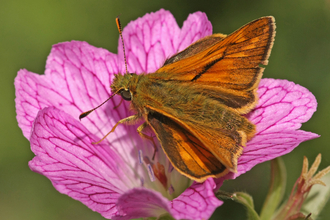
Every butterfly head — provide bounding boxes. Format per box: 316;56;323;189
111;73;140;101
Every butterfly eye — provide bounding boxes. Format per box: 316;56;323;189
120;89;132;101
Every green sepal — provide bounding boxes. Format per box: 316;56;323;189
217;191;260;220
260;157;287;220
215;190;236;200
233;192;260;220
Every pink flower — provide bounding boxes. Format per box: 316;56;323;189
15;9;319;220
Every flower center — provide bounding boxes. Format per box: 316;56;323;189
138;150;192;200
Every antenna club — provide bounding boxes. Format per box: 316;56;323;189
116;17;128;74
116;17;122;33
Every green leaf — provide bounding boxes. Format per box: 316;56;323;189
260;157;287;220
301;172;330;218
232;192;261;220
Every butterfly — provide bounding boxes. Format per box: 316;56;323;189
80;16;276;182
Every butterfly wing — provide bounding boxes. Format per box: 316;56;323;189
135;17;275;181
163;33;227;65
145;98;254;181
153;16;276;114
147;109;229;182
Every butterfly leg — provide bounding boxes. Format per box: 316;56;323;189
137;122;158;160
93;114;141;144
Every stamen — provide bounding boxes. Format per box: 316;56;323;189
138;150;143;164
147;164;155;182
143;156;168;188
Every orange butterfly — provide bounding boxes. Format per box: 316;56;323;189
80;16;276;182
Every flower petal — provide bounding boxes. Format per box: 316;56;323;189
15;41;123;139
44;41;130;138
239;78;319;175
119;9;180;74
119;9;212;74
16;40;153;176
113;188;172;220
215;78;319;189
29;107;139;219
176;11;212;52
15;69;49;139
170;178;222;220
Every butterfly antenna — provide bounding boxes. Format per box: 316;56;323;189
116;16;128;74
79;90;120;120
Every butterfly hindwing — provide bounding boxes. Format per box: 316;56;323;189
147;110;228;182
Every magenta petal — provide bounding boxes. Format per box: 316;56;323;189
113;188;172;220
113;181;221;220
15;69;49;139
15;41;151;176
176;11;212;52
15;41;121;140
29;107;137;219
238;78;319;176
215;78;319;189
119;9;212;74
171;179;223;220
120;9;181;74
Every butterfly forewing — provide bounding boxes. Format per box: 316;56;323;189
153;16;275;113
163;33;227;66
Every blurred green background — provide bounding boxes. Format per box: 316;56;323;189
1;0;330;219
